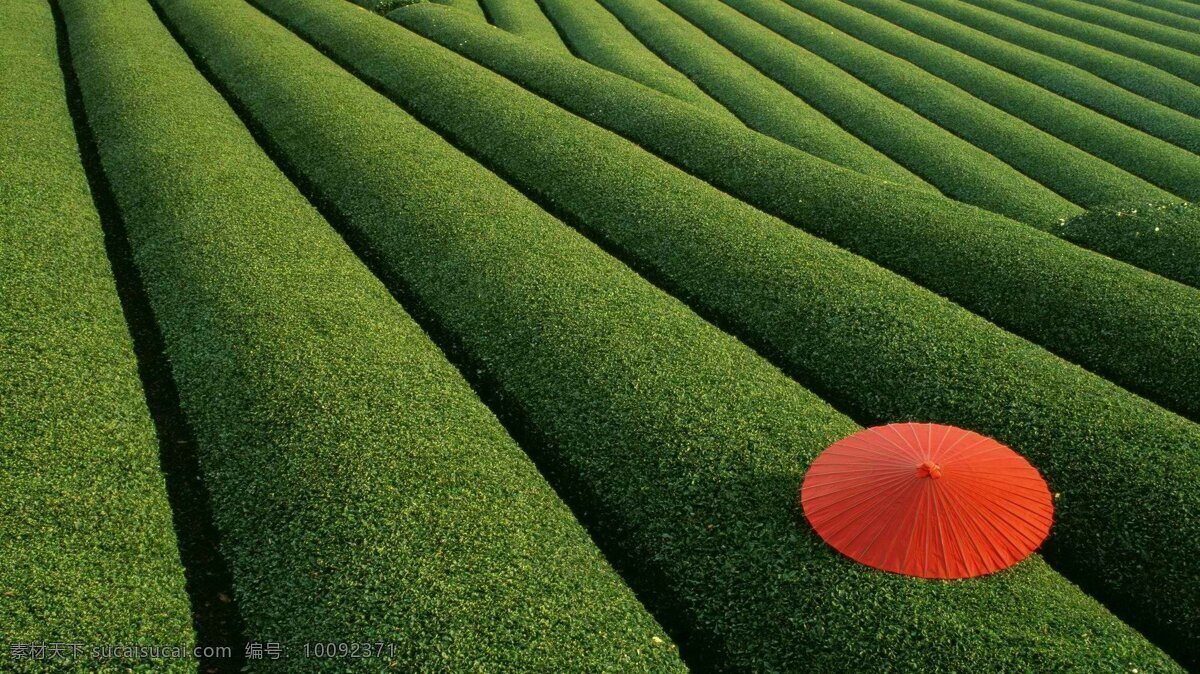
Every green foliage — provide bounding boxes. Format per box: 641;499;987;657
774;0;1200;200
596;0;931;189
169;0;1186;668
716;0;1176;207
956;0;1200;86
63;0;680;669
0;1;194;669
348;0;418;12
478;0;569;52
394;5;1200;421
902;0;1200;117
644;0;1079;225
1078;0;1200;29
333;4;1200;659
10;0;1200;668
536;0;734;118
431;0;485;18
832;0;1200;156
1124;0;1200;22
1054;202;1200;289
1017;0;1200;55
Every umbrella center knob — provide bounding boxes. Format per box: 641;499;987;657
916;460;943;480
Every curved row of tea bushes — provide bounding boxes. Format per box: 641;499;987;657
638;0;1079;225
901;0;1200;117
1053;203;1200;289
1070;0;1200;31
288;4;1200;658
957;0;1200;86
155;0;1186;668
597;0;932;189
478;0;568;52
536;0;733;118
390;5;1200;419
710;0;1180;206
774;0;1200;198
834;0;1200;155
0;1;195;669
1018;0;1200;55
1129;0;1200;22
432;0;485;18
348;0;409;12
62;0;682;669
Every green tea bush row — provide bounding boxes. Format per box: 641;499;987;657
1017;0;1200;55
189;0;1195;664
956;0;1200;86
902;0;1200;117
1065;0;1200;30
636;0;1081;224
432;0;485;18
65;0;680;669
0;1;194;668
1079;0;1200;28
347;0;412;12
598;0;932;189
537;0;734;118
834;0;1200;155
394;3;1200;402
1053;202;1200;289
478;0;569;52
711;0;1179;207
1127;0;1200;22
774;0;1200;199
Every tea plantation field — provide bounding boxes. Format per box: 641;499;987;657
2;0;1196;670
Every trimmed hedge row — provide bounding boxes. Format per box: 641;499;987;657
597;0;932;190
65;0;681;669
646;0;1079;225
536;0;734;118
432;0;485;18
1073;0;1200;31
389;5;1200;421
714;0;1178;207
1;1;195;668
957;0;1200;86
348;0;411;12
1054;202;1200;289
834;0;1200;156
1129;0;1200;22
1018;0;1200;55
902;0;1200;118
774;0;1200;200
160;0;1186;669
276;3;1200;659
478;0;569;53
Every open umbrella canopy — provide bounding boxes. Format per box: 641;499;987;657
801;423;1053;579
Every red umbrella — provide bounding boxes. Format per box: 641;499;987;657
800;423;1053;579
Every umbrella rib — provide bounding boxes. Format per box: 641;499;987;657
808;470;921;543
903;483;929;575
940;436;996;463
953;475;1052;536
941;477;1013;570
803;469;914;511
929;478;966;577
832;470;926;554
826;438;914;463
867;425;923;462
950;479;1046;549
935;482;973;577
